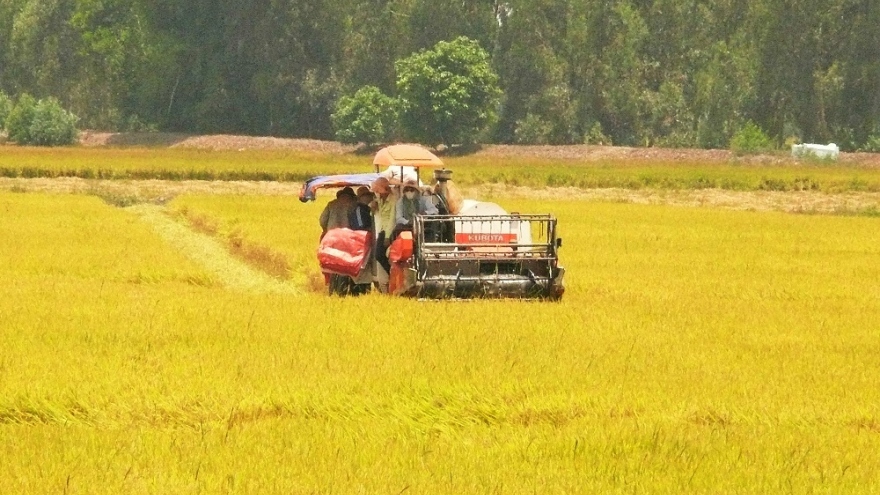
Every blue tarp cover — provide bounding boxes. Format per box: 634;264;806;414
299;173;382;202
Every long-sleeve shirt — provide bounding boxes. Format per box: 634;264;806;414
374;193;396;234
395;194;438;226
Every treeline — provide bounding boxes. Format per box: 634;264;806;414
1;0;878;150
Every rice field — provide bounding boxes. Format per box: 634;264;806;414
3;144;880;193
2;163;880;494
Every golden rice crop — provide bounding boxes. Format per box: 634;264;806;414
1;190;879;493
0;146;363;181
444;154;880;192
3;145;880;192
170;194;321;288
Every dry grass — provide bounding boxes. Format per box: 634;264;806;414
176;206;220;235
227;229;292;279
168;194;319;289
174;205;293;280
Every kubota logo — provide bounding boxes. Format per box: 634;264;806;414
455;233;517;243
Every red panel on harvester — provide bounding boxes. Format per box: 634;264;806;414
389;231;413;262
388;262;407;295
318;228;372;277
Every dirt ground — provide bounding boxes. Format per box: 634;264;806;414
77;131;880;166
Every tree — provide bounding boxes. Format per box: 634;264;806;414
493;0;578;144
729;120;772;155
693;38;758;149
69;0;167;129
27;96;78;145
402;0;497;55
332;85;397;146
6;0;80;101
594;1;650;145
6;94;78;146
5;93;36;143
395;36;501;146
0;91;12;128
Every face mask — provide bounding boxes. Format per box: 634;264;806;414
405;191;416;199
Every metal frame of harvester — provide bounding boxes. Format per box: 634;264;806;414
407;212;564;299
300;144;565;300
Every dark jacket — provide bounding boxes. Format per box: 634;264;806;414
349;203;373;231
319;194;356;233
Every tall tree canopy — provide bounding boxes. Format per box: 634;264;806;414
1;0;878;150
395;36;501;146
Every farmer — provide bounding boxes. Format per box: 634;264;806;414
349;187;374;232
370;177;397;278
319;186;356;237
394;179;438;241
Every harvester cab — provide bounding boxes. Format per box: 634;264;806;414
299;144;565;300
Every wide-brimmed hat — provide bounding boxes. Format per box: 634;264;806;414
402;179;419;191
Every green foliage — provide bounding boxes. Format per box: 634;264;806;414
0;91;12;129
694;40;758;149
395;36;501;146
782;121;803;149
730;121;773;155
520;84;579;145
68;0;162;130
645;81;697;148
603;2;651;145
5;94;37;144
655;130;697;149
6;95;78;146
513;114;552;145
583;122;613;146
121;114;159;133
859;126;880;153
29;97;79;145
331;86;397;146
862;136;880;153
3;0;880;145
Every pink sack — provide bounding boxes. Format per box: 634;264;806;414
318;228;372;277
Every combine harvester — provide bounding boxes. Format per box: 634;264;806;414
299;144;565;300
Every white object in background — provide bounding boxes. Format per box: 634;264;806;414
380;165;432;187
791;142;839;160
380;165;420;184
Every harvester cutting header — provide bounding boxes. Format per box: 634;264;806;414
299;144;565;300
